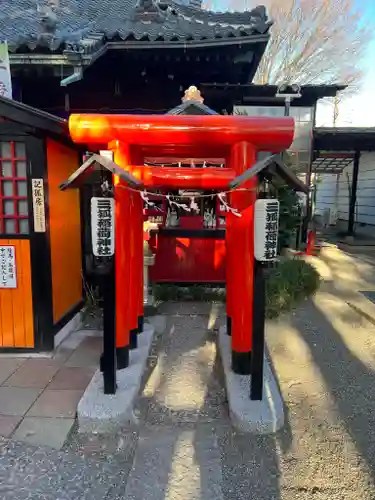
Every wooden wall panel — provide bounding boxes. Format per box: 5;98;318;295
46;139;82;323
149;236;226;283
0;239;34;347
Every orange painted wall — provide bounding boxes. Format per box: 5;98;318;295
47;139;82;323
0;240;34;347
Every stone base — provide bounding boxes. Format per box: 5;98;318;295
77;323;155;434
144;303;158;317
218;326;284;434
54;312;82;348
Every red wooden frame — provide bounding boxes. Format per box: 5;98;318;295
69;113;295;374
0;140;28;234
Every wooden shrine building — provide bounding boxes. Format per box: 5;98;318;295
0;96;83;352
3;0;272;116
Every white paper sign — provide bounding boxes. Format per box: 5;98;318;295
0;246;17;288
32;179;46;233
254;199;280;261
91;197;115;257
99;150;114;161
0;41;12;99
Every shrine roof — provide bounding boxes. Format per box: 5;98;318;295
167;99;218;115
0;95;67;134
1;1;271;55
314;127;375;152
0;95;80;147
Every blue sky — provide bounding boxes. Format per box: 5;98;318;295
317;1;375;127
212;0;375;126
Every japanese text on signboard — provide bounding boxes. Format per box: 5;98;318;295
32;178;46;232
91;197;115;257
254;199;280;262
0;246;17;288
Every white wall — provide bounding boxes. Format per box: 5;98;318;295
315;152;375;227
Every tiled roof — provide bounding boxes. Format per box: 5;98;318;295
0;95;70;138
0;0;271;54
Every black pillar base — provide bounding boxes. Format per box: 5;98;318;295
130;328;138;350
138;315;144;333
100;345;129;372
116;346;129;369
231;350;252;375
226;316;232;336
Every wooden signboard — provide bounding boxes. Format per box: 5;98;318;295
91;197;115;257
32;178;46;233
254;199;280;261
0;245;17;288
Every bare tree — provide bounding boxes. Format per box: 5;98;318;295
214;0;372;89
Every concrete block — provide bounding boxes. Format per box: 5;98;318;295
77;323;155;433
218;326;284;434
147;314;167;334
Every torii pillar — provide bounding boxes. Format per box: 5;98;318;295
112;142;144;365
227;142;257;374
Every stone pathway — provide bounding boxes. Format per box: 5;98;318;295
122;303;226;500
66;303;281;500
0;329;101;448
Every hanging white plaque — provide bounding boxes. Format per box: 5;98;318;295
254;199;280;261
32;178;46;233
99;150;114;161
0;246;17;288
91;197;115;257
0;41;12;99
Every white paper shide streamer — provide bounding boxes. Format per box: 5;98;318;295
217;192;241;217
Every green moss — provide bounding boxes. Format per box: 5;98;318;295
265;258;320;319
153;258;320;319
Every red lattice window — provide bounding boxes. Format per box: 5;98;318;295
0;141;29;234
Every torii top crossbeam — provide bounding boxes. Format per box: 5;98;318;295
65;113;303;192
69;114;294;152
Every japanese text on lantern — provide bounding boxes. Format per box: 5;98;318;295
91;197;115;257
32;178;46;233
0;246;17;288
254;199;280;261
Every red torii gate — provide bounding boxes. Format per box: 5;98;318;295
67;113;294;376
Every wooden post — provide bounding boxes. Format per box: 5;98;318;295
250;259;265;400
348;149;360;237
113;154;131;367
128;191;138;349
226;142;257;374
131;148;145;335
102;259;117;394
225;198;232;337
134;187;145;335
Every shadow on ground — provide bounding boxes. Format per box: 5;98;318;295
126;302;282;500
290;301;375;485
